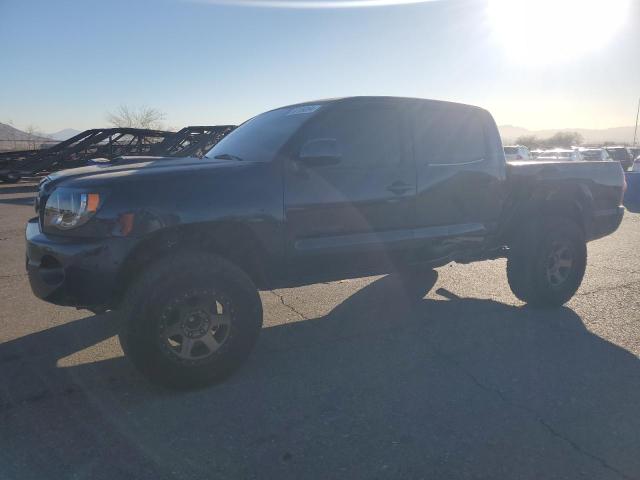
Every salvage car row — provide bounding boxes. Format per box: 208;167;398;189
504;144;639;170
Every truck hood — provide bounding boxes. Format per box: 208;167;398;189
44;156;239;188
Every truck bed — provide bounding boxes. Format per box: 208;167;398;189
506;159;625;240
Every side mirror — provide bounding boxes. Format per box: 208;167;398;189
296;138;342;166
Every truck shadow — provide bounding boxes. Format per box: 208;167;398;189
2;272;640;478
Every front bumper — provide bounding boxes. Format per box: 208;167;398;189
25;218;135;308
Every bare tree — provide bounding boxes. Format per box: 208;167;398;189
106;105;166;130
25;124;43;150
546;131;583;148
515;131;583;150
514;134;540;149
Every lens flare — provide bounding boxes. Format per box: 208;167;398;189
487;0;631;65
192;0;438;8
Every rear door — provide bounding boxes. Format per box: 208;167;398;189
411;103;506;261
284;100;416;279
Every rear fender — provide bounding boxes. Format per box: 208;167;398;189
501;182;594;244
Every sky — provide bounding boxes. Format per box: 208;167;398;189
0;0;639;133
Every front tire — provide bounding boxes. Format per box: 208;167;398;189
507;216;587;307
119;252;263;389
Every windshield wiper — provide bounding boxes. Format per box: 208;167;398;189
213;153;244;161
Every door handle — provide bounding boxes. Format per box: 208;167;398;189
386;181;413;195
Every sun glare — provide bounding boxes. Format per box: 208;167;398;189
487;0;630;65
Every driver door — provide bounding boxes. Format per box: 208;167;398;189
283;100;416;281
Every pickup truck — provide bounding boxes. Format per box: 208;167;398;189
26;97;626;389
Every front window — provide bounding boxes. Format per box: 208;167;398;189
294;103;405;169
205;105;323;162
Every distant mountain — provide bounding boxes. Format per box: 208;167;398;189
0;122;56;152
499;125;637;145
46;128;80;142
498;125;531;142
47;128;81;141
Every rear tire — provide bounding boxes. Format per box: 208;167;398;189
506;247;532;303
507;216;586;307
118;252;263;389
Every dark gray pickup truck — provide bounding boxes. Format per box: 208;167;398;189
26;96;625;388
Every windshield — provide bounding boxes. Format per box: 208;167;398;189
205;105;323;162
582;150;601;159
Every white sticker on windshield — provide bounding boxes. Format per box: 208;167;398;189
287;105;321;116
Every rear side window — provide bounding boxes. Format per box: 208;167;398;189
296;103;404;169
413;106;486;165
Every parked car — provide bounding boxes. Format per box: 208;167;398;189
530;149;545;159
504;145;531;161
605;146;633;170
625;164;640;210
579;148;612;161
25;96;626;388
536;149;584;161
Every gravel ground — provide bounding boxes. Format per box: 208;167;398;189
1;181;639;480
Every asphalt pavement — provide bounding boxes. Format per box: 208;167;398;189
1;181;639;480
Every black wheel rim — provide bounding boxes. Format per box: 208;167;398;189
157;289;232;362
546;240;574;288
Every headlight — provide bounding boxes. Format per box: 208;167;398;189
43;188;103;230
